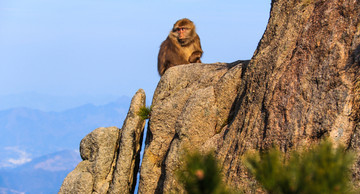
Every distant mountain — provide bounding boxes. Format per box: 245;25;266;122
0;96;131;193
0;96;130;168
0;92;123;112
0;150;82;194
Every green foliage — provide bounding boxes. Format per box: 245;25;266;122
137;106;152;120
245;140;355;194
177;151;231;194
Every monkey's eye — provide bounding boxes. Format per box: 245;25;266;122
176;28;187;32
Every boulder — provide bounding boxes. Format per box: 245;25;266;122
59;89;146;194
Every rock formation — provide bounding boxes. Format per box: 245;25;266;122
107;89;146;194
139;0;360;192
215;0;360;190
59;89;145;194
138;61;249;193
60;0;360;193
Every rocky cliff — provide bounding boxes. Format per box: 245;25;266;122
60;0;360;193
59;90;145;194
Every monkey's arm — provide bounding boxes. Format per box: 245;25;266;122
158;46;167;76
188;34;203;63
188;51;203;63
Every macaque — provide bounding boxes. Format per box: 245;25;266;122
157;18;203;76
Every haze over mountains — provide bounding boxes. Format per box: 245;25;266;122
0;93;132;193
0;92;123;112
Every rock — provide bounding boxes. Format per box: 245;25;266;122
138;0;360;192
61;0;360;193
59;89;146;194
215;0;360;191
59;126;120;194
58;161;94;194
138;61;248;193
108;89;146;194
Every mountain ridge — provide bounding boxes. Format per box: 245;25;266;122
0;92;128;112
0;95;131;169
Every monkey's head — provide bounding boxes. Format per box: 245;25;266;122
170;18;196;46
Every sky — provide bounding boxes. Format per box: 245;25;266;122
0;0;271;111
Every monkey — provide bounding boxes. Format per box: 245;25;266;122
157;18;203;76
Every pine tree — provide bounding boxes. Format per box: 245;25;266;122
245;140;356;194
177;151;231;194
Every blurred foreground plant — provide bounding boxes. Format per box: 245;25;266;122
245;140;356;194
177;151;232;194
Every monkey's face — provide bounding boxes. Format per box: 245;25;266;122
174;27;191;45
174;26;195;46
170;18;196;46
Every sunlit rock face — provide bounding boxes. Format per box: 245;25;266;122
59;89;145;194
139;0;360;192
138;61;249;193
60;0;360;193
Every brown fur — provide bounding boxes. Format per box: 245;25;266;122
157;18;203;76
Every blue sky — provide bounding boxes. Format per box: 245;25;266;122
0;0;271;110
